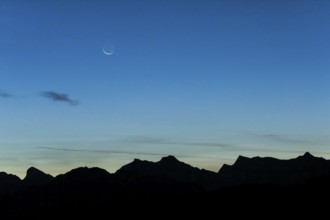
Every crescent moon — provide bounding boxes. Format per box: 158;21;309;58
103;48;113;56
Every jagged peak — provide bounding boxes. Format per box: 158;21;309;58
25;166;51;178
27;166;43;174
296;152;318;160
237;155;249;159
235;155;250;163
218;163;231;173
128;158;153;166
303;152;314;158
24;167;53;186
295;152;325;162
0;171;21;181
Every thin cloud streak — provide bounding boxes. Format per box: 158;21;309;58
38;146;171;156
36;147;226;160
122;136;235;149
260;134;320;146
119;135;330;155
41;91;79;106
240;131;329;147
36;146;330;163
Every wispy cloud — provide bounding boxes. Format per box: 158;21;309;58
38;146;170;156
0;90;12;98
36;146;330;163
119;135;330;155
36;146;224;160
122;135;235;149
258;133;321;146
41;91;79;106
123;136;168;144
120;135;299;153
185;142;234;148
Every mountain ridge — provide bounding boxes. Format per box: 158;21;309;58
0;152;330;191
1;152;330;217
1;152;329;183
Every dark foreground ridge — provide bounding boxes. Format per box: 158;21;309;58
1;152;330;218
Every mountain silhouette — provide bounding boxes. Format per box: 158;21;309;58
1;152;330;218
0;172;21;195
23;167;53;186
218;152;330;186
116;155;218;189
55;167;112;184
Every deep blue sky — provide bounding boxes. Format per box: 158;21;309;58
0;0;329;177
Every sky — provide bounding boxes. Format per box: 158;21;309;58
0;0;329;178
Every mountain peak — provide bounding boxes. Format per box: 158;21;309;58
160;155;179;164
24;167;53;186
234;155;251;166
303;152;314;158
26;167;44;176
296;152;320;161
296;152;326;163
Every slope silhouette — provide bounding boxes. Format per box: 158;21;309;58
0;172;21;195
116;155;218;189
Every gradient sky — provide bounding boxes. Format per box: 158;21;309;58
1;0;329;178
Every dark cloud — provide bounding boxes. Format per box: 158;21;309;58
41;91;79;106
0;90;12;98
